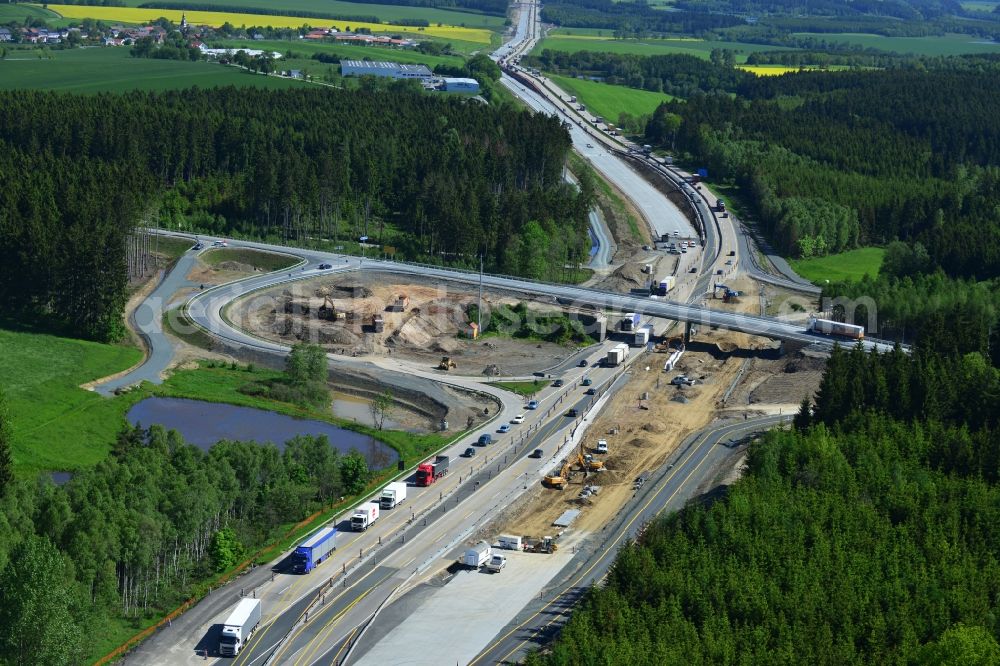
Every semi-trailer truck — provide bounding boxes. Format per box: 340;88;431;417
380;481;407;510
416;455;449;486
808;316;865;340
350;502;380;531
606;343;631;367
292;526;337;574
655;276;676;296
219;598;261;657
633;327;650;347
620;313;640;331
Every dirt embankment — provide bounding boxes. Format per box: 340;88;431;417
231;272;593;378
498;276;823;544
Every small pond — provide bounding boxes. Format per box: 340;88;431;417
127;397;398;468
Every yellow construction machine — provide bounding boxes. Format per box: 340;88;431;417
577;441;605;472
543;458;572;490
437;356;457;371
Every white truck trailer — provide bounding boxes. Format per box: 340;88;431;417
219;598;261;657
350;502;380;531
379;481;407;510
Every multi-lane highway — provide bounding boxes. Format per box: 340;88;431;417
115;7;869;664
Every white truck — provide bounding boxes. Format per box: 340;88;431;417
656;275;676;296
633;327;650;347
379;481;407;510
219;598;261;657
350;502;380;531
606;343;631;367
464;541;492;568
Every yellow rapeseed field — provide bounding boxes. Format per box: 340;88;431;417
39;4;492;43
738;65;812;76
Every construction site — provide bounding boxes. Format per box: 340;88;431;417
230;271;604;377
478;274;823;553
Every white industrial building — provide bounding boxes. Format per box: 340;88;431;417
340;60;432;79
440;77;480;93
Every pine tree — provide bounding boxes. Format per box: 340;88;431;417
0;387;13;496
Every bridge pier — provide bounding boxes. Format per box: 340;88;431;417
684;321;694;344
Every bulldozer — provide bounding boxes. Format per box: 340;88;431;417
437;356;457;371
543;458;573;490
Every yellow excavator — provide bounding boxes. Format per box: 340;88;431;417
437;356;457;371
578;441;605;472
543;458;573;490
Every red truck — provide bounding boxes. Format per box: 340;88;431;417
416;455;449;486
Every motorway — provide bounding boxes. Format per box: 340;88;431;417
470;414;792;665
118;6;870;664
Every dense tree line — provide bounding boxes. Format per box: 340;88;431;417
0;150;151;341
130;35;202;61
646;63;1000;265
530;345;1000;664
0;423;371;663
0;86;588;339
523;50;751;96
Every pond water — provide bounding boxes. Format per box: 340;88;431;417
127;397;398;468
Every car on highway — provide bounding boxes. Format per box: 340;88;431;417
211;240;228;247
478;434;493;446
717;269;724;275
578;359;588;367
552;379;564;387
586;143;593;148
191;243;203;251
582;377;592;386
463;447;476;457
566;408;579;417
690;267;697;273
511;414;525;424
586;387;597;395
498;424;511;433
317;263;332;270
530;448;544;459
527;400;539;410
671;375;696;386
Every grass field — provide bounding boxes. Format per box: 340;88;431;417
548;74;672;122
0;3;60;20
200;247;300;271
40;4;493;43
789;247;885;284
535;34;795;61
0;47;313;93
116;0;506;29
0;328;143;475
792;32;1000;56
490;380;545;397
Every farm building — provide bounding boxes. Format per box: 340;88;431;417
340;60;432;79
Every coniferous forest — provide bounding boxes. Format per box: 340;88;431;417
531;345;1000;665
0;86;591;341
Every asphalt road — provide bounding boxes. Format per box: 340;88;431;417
469;414;792;665
177;242;897;353
96;241;207;395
